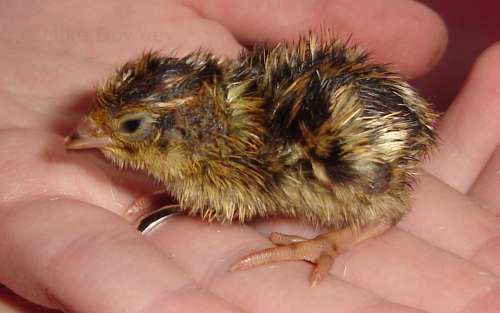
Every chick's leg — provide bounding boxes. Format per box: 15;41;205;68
230;223;390;287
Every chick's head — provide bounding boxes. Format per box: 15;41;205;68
65;51;201;173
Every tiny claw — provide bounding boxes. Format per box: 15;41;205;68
229;253;263;272
229;261;246;272
230;245;297;273
269;232;307;245
310;273;321;288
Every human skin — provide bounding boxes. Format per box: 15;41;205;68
1;1;500;313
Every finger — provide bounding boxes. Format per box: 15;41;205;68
0;43;116;136
148;217;429;313
0;198;245;313
0;129;147;214
0;285;58;313
0;44;106;130
424;43;500;193
467;146;500;216
184;0;447;77
398;172;500;276
3;1;242;63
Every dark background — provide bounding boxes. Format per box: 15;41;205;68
415;0;500;111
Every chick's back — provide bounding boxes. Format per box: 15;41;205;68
202;36;437;228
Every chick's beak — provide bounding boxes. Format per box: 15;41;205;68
65;117;112;150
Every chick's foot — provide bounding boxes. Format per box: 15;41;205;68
230;223;390;287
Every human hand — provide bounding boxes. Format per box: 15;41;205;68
3;1;496;313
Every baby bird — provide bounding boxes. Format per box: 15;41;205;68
65;33;437;286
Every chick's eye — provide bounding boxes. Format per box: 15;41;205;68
117;113;155;141
120;118;142;133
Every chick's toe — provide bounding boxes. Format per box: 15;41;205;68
230;223;390;287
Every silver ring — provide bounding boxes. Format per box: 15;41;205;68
137;204;182;234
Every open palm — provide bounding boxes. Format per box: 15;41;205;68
1;1;499;313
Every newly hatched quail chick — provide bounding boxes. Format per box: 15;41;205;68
65;33;437;286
